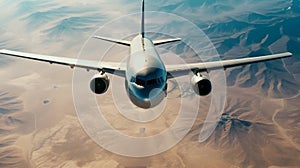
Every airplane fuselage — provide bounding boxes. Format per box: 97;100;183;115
0;0;292;110
125;34;167;108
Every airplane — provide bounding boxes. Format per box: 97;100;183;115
0;0;292;109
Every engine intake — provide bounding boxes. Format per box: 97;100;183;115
90;73;110;94
191;74;212;96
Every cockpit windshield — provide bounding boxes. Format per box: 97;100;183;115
131;76;164;87
136;77;146;86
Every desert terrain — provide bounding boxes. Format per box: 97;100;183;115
0;0;299;167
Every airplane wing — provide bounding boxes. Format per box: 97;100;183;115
0;49;126;77
166;52;292;78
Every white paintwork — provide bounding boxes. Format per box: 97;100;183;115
0;0;293;108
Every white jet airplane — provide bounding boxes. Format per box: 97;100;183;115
0;0;292;108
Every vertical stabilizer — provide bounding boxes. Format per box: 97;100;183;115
141;0;145;38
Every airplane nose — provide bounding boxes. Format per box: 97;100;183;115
135;87;151;99
127;83;165;109
131;83;161;99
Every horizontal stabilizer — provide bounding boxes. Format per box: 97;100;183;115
153;38;181;46
93;36;131;46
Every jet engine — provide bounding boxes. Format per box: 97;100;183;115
90;73;110;94
191;74;212;96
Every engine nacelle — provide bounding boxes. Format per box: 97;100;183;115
191;74;212;96
90;73;110;94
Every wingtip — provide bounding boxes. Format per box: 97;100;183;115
281;52;293;57
287;52;293;56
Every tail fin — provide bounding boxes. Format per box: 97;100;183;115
140;0;181;46
141;0;145;38
93;0;181;47
92;0;146;47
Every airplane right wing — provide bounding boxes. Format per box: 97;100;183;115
0;49;126;77
166;52;292;78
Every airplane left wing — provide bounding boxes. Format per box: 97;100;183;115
166;52;292;78
0;49;126;77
